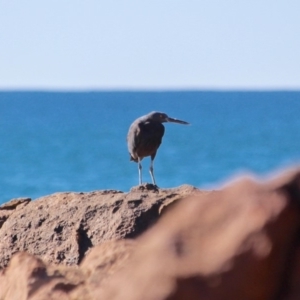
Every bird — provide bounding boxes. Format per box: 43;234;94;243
127;111;189;186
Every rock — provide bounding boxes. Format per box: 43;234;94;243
80;239;136;283
0;210;11;229
0;197;31;210
1;169;300;300
0;197;31;229
0;184;197;269
96;169;300;300
70;240;137;299
0;239;136;300
0;251;85;300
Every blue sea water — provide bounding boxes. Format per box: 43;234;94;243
0;91;299;204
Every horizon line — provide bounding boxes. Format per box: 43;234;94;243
0;87;300;93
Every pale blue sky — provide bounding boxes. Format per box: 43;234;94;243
0;1;299;90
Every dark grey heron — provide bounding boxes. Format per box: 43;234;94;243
127;111;189;185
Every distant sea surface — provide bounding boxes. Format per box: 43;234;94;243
0;91;300;205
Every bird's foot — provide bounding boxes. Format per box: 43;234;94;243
130;183;159;192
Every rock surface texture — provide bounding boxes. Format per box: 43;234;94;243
0;169;300;299
0;184;196;269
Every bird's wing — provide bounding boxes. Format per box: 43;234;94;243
127;120;165;160
135;121;165;155
127;121;142;160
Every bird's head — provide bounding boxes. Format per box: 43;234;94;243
147;111;189;125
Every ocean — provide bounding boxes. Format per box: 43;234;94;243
0;91;299;205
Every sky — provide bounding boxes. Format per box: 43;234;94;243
0;1;300;90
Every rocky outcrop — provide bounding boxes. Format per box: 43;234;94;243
97;170;300;300
0;184;197;269
0;240;136;300
0;169;300;299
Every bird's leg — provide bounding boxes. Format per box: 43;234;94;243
138;159;142;185
149;158;156;186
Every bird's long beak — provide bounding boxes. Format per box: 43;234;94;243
166;117;189;125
